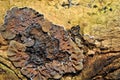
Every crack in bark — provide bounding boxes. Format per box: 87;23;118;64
0;56;23;80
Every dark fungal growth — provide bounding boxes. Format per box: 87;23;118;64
0;7;84;80
1;6;119;80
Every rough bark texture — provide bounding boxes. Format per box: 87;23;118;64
0;8;120;80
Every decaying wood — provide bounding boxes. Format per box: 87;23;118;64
0;7;120;80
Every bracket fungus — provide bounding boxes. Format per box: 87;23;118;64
0;7;84;80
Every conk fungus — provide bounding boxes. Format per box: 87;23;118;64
0;7;84;80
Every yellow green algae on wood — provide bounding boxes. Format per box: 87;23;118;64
0;64;19;80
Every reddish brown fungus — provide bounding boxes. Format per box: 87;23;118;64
0;7;84;80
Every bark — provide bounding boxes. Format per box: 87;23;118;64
0;6;120;80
